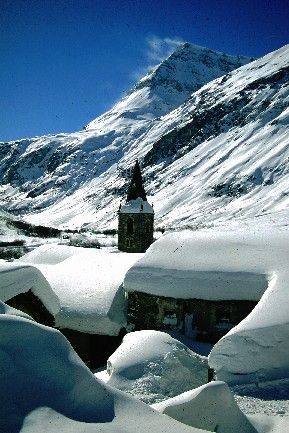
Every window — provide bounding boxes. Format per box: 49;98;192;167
127;217;134;234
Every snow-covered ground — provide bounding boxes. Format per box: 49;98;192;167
0;305;205;433
152;381;256;433
94;329;289;433
1;301;288;433
2;229;289;431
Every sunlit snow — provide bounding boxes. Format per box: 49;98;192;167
124;228;289;384
1;244;142;334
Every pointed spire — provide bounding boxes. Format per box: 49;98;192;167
126;160;147;202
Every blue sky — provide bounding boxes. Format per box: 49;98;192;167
1;0;288;141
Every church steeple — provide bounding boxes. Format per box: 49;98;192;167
126;160;147;202
118;160;154;253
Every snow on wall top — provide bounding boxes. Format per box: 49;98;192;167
0;260;59;313
124;229;289;301
1;245;143;334
119;197;154;214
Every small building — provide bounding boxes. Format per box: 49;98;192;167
118;160;154;253
0;245;143;368
127;291;257;343
123;231;269;343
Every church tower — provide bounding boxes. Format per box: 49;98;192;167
118;160;154;253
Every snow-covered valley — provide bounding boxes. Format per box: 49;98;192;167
1;40;289;432
1;44;289;233
1;227;289;432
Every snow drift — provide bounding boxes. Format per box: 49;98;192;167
152;381;257;433
95;330;207;403
0;304;205;433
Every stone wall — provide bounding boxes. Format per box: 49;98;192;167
6;290;55;327
127;291;257;343
118;212;154;253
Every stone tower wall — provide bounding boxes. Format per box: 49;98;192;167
118;212;154;253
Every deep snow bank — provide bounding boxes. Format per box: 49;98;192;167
124;229;289;383
0;260;59;313
17;244;143;334
95;330;207;403
0;304;204;433
124;230;269;301
152;381;257;433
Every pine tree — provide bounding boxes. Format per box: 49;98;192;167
126;160;147;202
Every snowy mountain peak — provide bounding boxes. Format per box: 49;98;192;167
85;43;254;129
1;43;289;231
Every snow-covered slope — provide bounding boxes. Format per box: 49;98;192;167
86;42;252;128
0;43;254;229
2;44;289;232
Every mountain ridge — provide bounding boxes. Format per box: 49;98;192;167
1;43;288;231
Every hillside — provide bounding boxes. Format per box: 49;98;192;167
1;44;289;230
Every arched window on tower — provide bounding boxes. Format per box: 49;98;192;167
145;221;151;233
127;217;134;235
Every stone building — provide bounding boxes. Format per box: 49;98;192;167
127;291;257;343
0;247;141;369
118;160;154;253
6;289;124;368
123;231;268;344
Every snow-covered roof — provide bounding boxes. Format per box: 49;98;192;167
119;197;154;214
125;228;289;384
124;230;279;301
0;260;58;312
1;245;143;335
